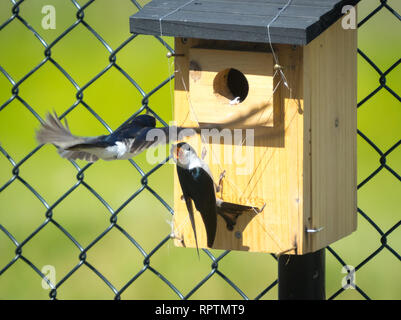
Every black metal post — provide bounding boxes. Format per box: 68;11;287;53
278;248;325;300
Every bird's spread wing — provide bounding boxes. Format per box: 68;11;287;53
57;149;99;162
110;114;156;141
37;113;197;162
177;166;217;248
118;114;156;132
129;126;197;156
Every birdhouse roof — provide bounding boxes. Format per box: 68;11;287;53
130;0;359;45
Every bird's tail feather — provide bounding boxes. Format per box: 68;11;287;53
36;112;87;149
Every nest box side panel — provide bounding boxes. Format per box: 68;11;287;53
303;18;358;252
173;38;305;255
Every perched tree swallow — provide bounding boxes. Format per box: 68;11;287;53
36;112;197;162
172;142;265;250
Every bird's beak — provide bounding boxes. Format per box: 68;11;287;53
172;144;180;161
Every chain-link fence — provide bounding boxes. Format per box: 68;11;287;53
0;0;400;300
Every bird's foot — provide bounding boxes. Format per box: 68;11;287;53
215;170;226;194
218;170;226;184
201;146;207;160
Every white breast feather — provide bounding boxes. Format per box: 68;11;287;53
115;141;129;158
99;141;129;160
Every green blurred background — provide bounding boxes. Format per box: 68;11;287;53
0;0;400;300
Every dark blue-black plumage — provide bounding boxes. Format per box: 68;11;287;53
36;113;195;162
177;164;217;249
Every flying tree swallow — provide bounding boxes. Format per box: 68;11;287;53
172;142;265;251
36;112;197;162
36;102;276;162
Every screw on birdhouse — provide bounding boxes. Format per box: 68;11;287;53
306;227;325;233
181;38;187;44
166;52;185;58
274;64;284;71
335;118;339;127
235;231;242;239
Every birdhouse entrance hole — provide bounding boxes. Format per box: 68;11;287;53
213;68;249;103
186;46;275;128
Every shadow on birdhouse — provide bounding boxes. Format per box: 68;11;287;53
130;0;359;255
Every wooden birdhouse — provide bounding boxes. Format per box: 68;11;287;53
130;0;359;255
